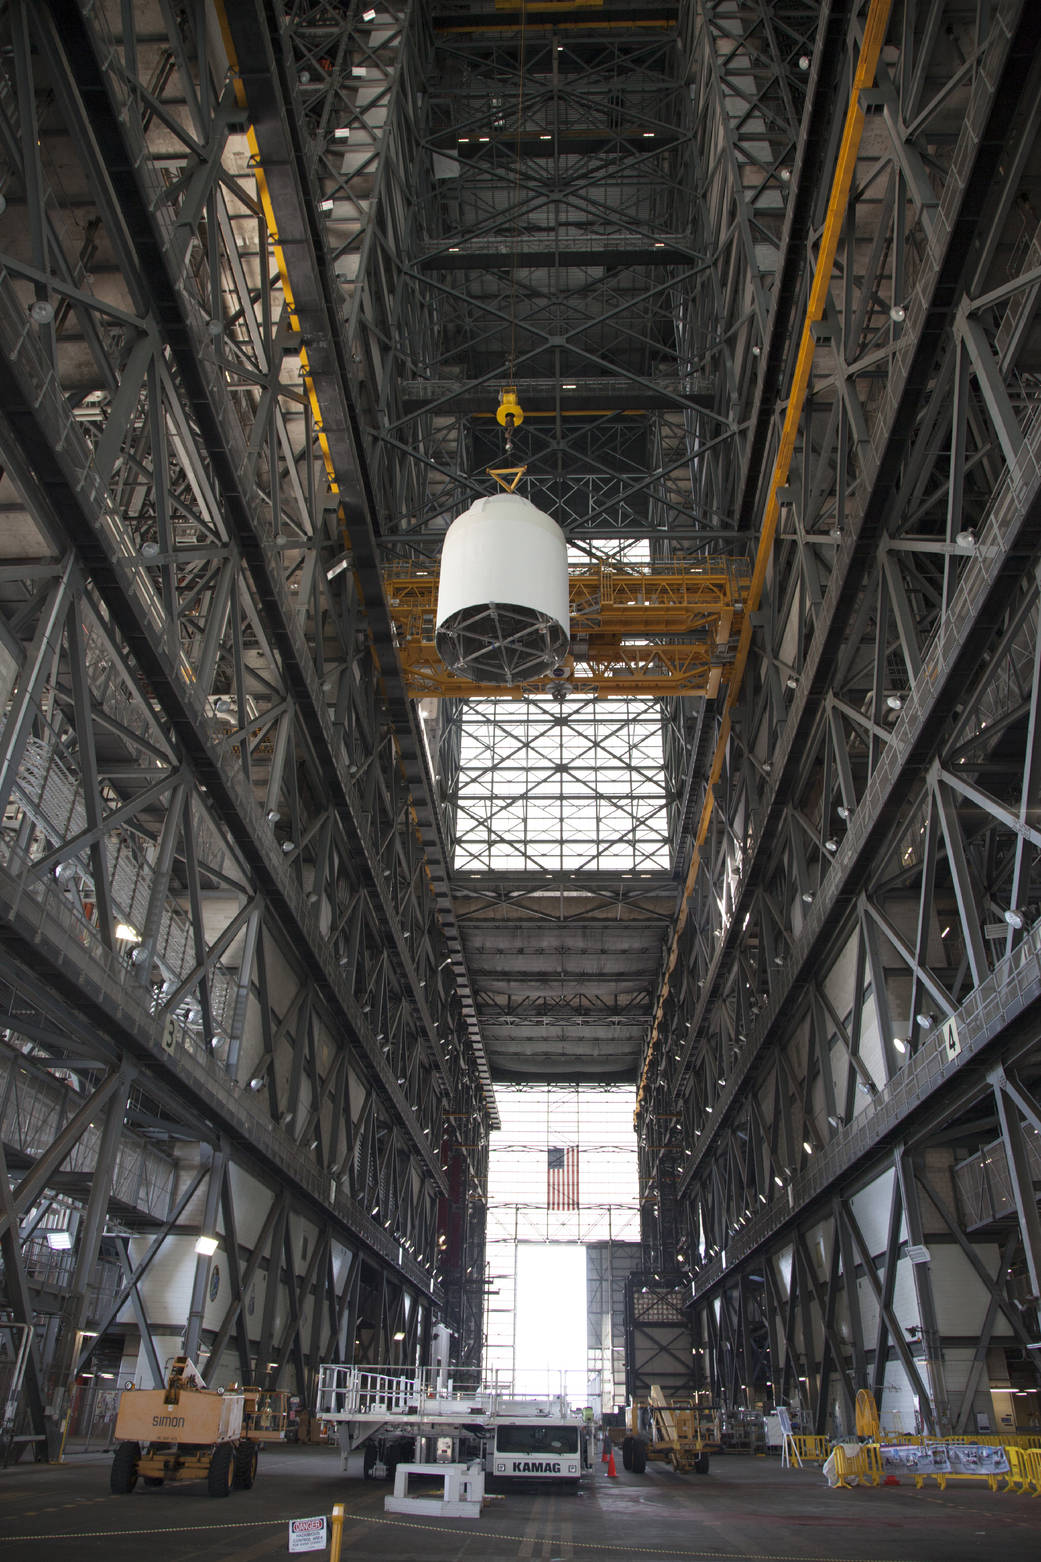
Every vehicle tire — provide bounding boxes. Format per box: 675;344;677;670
694;1452;710;1475
621;1436;634;1471
233;1442;258;1490
110;1441;140;1494
207;1442;235;1498
631;1439;647;1475
142;1475;164;1487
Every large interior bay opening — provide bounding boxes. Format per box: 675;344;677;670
484;1084;641;1411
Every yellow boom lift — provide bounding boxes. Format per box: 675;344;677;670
622;1385;719;1475
109;1356;286;1497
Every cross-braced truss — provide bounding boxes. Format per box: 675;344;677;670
3;0;1041;1453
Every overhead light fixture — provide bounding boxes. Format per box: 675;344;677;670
785;674;798;690
362;6;377;17
266;809;280;823
393;1330;406;1341
915;1013;934;1029
889;304;906;323
801;891;814;904
46;1230;73;1251
30;298;55;324
836;805;850;820
249;1076;265;1091
892;1036;907;1054
327;553;350;580
824;837;839;853
282;840;295;854
195;1235;219;1256
827;1115;840;1128
803;1139;813;1155
115;923;141;943
1004;908;1026;929
886;693;903;711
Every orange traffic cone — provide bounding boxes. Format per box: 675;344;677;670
607;1448;618;1478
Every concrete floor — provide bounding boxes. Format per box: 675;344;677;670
0;1444;1037;1560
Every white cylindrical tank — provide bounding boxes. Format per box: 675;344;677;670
435;493;570;684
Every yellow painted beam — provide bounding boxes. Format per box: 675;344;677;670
385;561;749;699
636;0;896;1120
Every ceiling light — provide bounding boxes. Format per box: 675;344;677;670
886;693;903;710
266;809;280;823
115;923;141;943
803;1140;813;1155
824;837;838;853
893;1036;907;1054
46;1230;73;1250
915;1013;934;1029
801;891;814;904
362;6;376;17
195;1235;219;1256
836;805;850;820
327;553;350;580
774;1175;784;1187
30;298;55;324
827;1115;840;1128
1004;908;1026;929
282;840;295;853
785;674;798;690
249;1076;265;1091
798;54;811;70
890;305;906;323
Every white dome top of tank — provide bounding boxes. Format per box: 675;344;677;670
435;492;570;685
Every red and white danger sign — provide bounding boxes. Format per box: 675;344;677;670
288;1514;327;1552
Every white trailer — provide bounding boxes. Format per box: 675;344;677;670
315;1364;593;1489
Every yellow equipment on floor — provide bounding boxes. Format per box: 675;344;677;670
622;1386;719;1475
109;1357;285;1497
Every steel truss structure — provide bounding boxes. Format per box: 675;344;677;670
2;0;1041;1459
635;0;1041;1434
0;0;492;1456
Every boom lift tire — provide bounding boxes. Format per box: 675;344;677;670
631;1438;647;1475
233;1442;259;1489
110;1441;140;1494
694;1452;710;1475
621;1435;634;1471
207;1442;235;1497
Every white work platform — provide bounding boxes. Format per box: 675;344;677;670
384;1461;485;1519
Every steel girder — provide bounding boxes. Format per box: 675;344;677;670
0;0;495;1416
634;0;1041;1427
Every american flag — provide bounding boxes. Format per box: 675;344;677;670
547;1146;579;1210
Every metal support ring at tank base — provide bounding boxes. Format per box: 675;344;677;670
436;603;569;685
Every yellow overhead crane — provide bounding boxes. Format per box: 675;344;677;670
383;558;750;700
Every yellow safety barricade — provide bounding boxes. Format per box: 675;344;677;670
828;1443;882;1489
1003;1445;1036;1494
860;1444;883;1486
1026;1448;1041;1494
792;1434;831;1464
